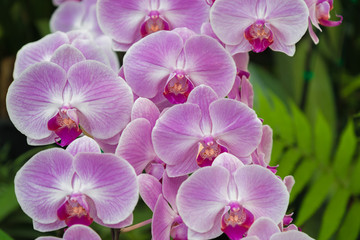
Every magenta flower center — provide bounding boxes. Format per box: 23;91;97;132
315;0;342;27
197;139;227;167
140;11;170;37
221;203;254;240
244;20;274;53
47;108;82;147
163;72;194;104
170;216;188;240
57;196;93;227
206;0;216;6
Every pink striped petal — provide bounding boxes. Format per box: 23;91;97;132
67;61;133;140
235;165;289;224
271;231;314;240
176;166;230;233
184;35;236;98
7;62;66;141
33;219;66;233
138;174;162;212
74;153;138;224
162;171;187;211
210;99;262;157
15;149;74;224
66;136;101;156
247;217;280;240
123;31;183;98
50;45;86;72
131;98;160;128
152;195;178;240
13;32;69;79
116;118;156;175
62;224;101;240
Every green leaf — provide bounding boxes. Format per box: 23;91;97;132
333;120;357;178
296;172;334;226
0;184;18;221
314;112;333;164
0;229;14;240
276;148;302;178
290;157;317;203
305;53;337;130
270;140;285;165
337;201;360;240
318;188;350;240
290;102;312;155
350;155;360;195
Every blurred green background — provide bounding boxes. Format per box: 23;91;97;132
0;0;359;239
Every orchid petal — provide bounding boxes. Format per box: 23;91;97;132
116;118;156;175
97;0;149;44
177;166;229;233
66;136;101;156
62;224;101;240
212;153;244;174
15;149;74;224
67;61;133;140
235;165;289;224
152;195;177;240
184;35;236;98
74;153;138;224
210;99;262;157
247;217;280;240
7;62;66;141
138;174;162;212
50;44;86;72
271;231;315;240
33;219;66;233
131;97;160;128
152;104;203;172
13;32;69;79
50;1;85;33
123;31;183;98
162;171;187;211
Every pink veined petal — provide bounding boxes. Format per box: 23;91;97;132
233;52;249;71
67;61;133;140
184;35;236;98
225;39;253;55
235;165;289;224
66;136;101;156
93;133;122;154
131;97;160;128
271;231;315;240
50;1;86;33
116;118;156;175
162;170;187;211
27;134;58;146
210;0;257;46
6;62;66;141
152;103;203;169
201;22;224;46
112;39;134;52
265;0;309;46
258;125;273;165
50;44;86;72
165;154;200;177
123;31;183;98
176;166;230;233
71;38;112;69
74;153;139;224
210;99;263;157
33;219;66;233
187;85;219;135
187;210;224;240
268;35;296;56
62;224;101;240
308;19;320;44
247;217;280;240
15;149;75;224
212;153;244;174
97;0;149;45
138;174;162;212
283;176;295;193
159;0;210;33
152;195;178;240
94;36;120;72
13;31;69;79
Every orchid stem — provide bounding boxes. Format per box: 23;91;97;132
111;228;120;240
121;219;152;233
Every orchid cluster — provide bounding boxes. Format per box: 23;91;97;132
6;0;342;239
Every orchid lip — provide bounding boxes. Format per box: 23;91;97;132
57;194;93;227
48;107;82;147
140;11;170;37
244;20;274;53
163;71;194;104
221;202;254;240
197;138;228;167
